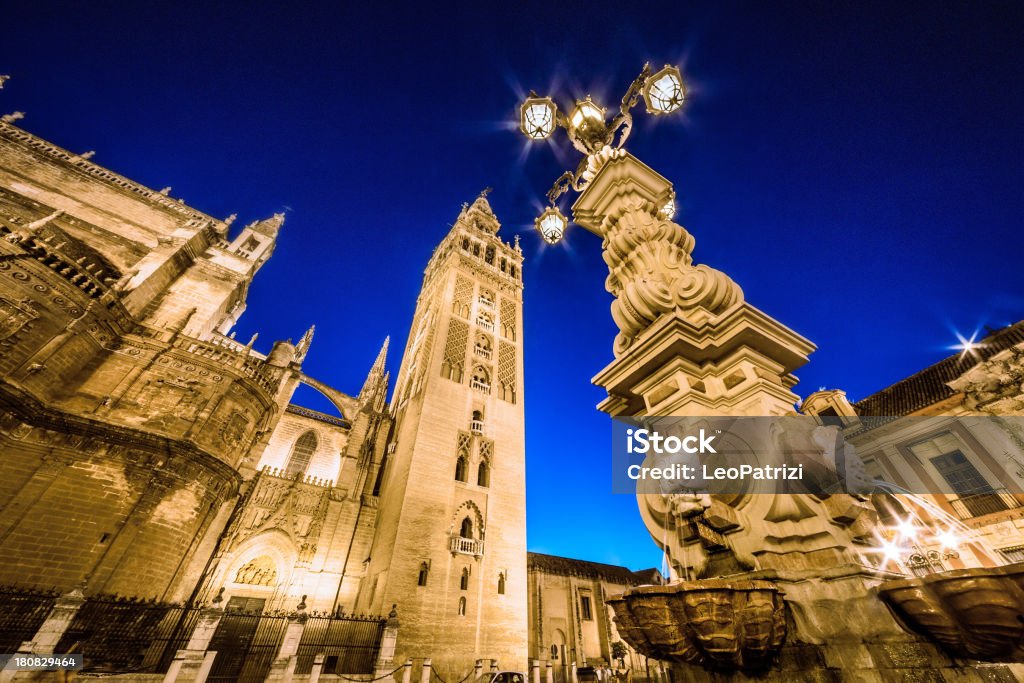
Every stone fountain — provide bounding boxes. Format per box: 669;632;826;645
573;152;1024;680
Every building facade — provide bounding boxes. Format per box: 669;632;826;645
0;119;528;676
527;553;662;680
801;321;1024;573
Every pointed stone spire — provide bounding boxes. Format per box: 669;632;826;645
358;337;390;410
295;324;315;360
363;337;389;386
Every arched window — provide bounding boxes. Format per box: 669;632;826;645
285;431;318;478
458;596;467;616
471;366;491;393
460;517;473;539
455;456;468;483
471;409;485;434
476;310;494;332
460;568;469;590
477;460;490;487
497;572;506;595
417;562;429;587
474;334;492;360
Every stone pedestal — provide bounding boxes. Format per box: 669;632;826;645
158;606;223;683
374;606;400;679
264;615;306;683
572;153;814;419
26;587;85;655
162;649;217;683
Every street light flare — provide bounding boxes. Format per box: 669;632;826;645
935;528;960;551
895;516;918;541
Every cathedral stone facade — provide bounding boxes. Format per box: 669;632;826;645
0;119;526;676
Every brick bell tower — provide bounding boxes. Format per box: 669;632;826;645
359;192;527;674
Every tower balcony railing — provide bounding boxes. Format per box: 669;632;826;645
450;535;484;556
470;420;485;434
476;317;495;332
471;379;491;394
948;488;1022;520
474;346;492;360
478;296;495;309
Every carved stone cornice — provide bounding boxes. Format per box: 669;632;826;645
0;121;221;225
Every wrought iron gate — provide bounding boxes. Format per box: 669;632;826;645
206;611;287;683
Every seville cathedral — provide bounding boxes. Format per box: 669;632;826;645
1;98;1023;683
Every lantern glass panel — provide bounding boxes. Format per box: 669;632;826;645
535;208;567;245
645;68;685;114
522;100;556;139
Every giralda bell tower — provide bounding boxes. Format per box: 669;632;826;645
359;192;527;673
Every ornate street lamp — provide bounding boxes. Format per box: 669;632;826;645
643;65;686;115
519;92;558;140
534;206;568;245
517;62;687;244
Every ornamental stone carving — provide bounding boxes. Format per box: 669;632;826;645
603;199;742;354
949;346;1024;412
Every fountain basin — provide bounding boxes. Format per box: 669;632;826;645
607;579;786;672
878;562;1024;660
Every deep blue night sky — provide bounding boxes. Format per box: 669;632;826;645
5;1;1022;571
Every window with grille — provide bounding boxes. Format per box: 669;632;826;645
285;431;318;478
580;595;593;620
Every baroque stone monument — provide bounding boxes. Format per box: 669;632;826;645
573;152;1024;680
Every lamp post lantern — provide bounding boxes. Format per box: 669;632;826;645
517;63;686;244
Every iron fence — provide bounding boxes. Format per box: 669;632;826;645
0;585;58;653
295;613;386;675
0;588;386;680
54;596;202;673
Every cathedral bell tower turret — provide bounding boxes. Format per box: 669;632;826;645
358;192;527;675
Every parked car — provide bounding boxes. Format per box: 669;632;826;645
472;672;525;683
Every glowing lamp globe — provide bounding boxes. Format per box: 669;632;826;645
567;96;608;151
535;207;567;245
643;65;686;115
520;93;558;140
659;197;676;220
